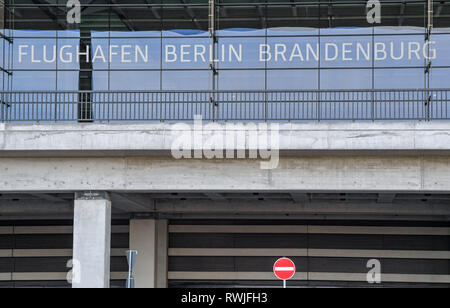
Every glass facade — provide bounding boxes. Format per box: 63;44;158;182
0;0;449;92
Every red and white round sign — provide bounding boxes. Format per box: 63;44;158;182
273;257;296;280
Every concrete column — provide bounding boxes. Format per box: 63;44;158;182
130;218;168;288
72;192;111;288
155;219;168;288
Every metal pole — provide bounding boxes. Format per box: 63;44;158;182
126;250;137;289
425;0;433;121
126;260;132;288
283;279;286;288
209;0;217;121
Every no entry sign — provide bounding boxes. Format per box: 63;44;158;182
273;257;295;288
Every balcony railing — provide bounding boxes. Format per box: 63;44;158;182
0;89;449;122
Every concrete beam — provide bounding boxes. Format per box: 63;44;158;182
158;213;450;222
110;193;153;212
0;200;73;215
1;156;450;192
378;193;396;203
2;122;450;156
0;198;448;219
153;200;450;217
204;193;228;201
30;193;68;202
290;193;309;203
72;192;111;288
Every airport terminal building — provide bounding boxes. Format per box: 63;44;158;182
0;0;449;288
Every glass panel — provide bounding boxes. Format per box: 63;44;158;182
375;1;426;34
218;69;265;90
433;2;450;32
0;71;3;92
162;36;210;69
374;35;427;67
109;6;161;33
218;37;265;69
56;37;81;70
267;69;318;90
110;71;160;91
217;28;266;38
10;3;59;34
267;2;319;32
12;71;56;90
374;68;425;89
163;4;209;32
13;36;57;70
66;1;109;32
266;36;319;69
90;36;109;70
162;70;211;90
320;36;372;68
92;71;108;90
320;69;372;89
319;1;373;35
217;2;267;31
430;68;450;119
431;34;450;67
217;67;266;121
110;37;161;70
431;68;450;88
57;71;78;90
0;36;3;72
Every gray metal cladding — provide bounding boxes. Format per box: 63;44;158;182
0;235;13;249
168;220;450;287
0;219;449;287
0;220;129;287
10;233;129;250
168;256;449;275
169;233;450;250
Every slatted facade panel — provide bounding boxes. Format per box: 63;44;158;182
0;220;129;288
168;220;450;288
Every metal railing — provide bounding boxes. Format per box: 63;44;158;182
0;89;449;122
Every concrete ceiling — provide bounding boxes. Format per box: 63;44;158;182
0;192;449;221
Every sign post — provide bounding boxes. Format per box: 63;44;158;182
126;250;138;288
273;257;295;288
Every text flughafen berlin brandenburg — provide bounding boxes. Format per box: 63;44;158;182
17;41;436;64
